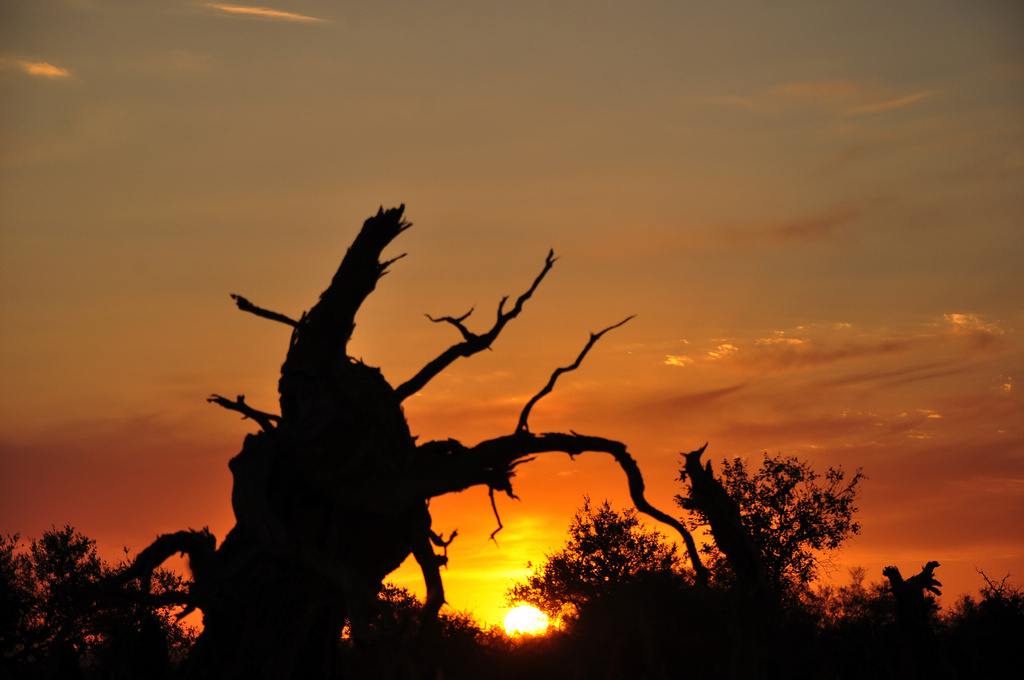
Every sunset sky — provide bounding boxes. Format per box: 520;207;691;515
2;1;1023;627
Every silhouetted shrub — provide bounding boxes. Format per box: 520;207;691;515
942;572;1024;680
0;527;195;679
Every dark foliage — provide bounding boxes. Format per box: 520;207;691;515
7;519;1022;679
13;208;1018;679
506;497;682;624
0;526;196;679
942;572;1024;679
679;451;864;600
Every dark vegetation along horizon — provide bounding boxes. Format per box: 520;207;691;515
2;206;1021;679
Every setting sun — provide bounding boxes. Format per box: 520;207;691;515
3;2;1023;676
503;605;550;637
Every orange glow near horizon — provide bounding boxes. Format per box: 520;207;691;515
2;0;1023;636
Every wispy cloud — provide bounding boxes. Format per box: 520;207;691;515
632;384;747;418
755;331;803;346
206;3;327;22
679;313;1008;376
582;205;864;261
713;79;934;118
758;207;862;245
814;362;968;391
19;61;71;78
712;205;872;250
943;313;1004;335
773;79;862;103
707;343;739;360
728;337;915;372
717;207;863;248
847;91;934;115
776;80;935;117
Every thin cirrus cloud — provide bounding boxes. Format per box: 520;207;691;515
664;314;1008;375
19;61;71;78
728;206;863;247
205;3;327;22
846;91;934;116
712;80;934;118
776;80;935;117
812;362;969;392
583;205;864;261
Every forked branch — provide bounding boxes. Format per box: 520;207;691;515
394;250;557;401
207;394;281;432
425;308;476;342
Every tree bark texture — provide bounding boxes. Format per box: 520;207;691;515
123;206;706;679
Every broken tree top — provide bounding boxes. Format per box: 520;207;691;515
123;205;707;678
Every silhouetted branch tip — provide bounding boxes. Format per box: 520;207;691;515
425;308;476;340
488;487;505;543
379;252;407;274
430;529;458;549
230;294;300;327
516;315;635;433
207;394;281;431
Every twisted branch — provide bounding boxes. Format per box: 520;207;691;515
411;431;708;581
516;316;634;433
394;250;557;401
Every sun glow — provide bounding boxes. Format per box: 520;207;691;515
503;605;549;637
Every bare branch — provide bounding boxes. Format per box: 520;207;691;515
207;394;281;432
425;308;476;341
112;529;218;592
380;252;408;271
230;294;300;328
488;488;505;543
394;250;557;401
409;431;708;581
430;529;458;550
517;315;634;433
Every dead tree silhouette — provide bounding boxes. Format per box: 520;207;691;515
677;445;777;680
884;561;943;628
117;206;706;679
883;561;956;679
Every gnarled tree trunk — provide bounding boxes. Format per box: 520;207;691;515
678;446;776;680
122;206;706;679
883;561;955;679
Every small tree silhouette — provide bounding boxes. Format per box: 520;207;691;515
0;526;194;677
1;526;105;673
675;447;863;680
506;497;681;625
114;206;706;679
679;450;864;601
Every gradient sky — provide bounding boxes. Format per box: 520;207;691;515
2;1;1023;627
